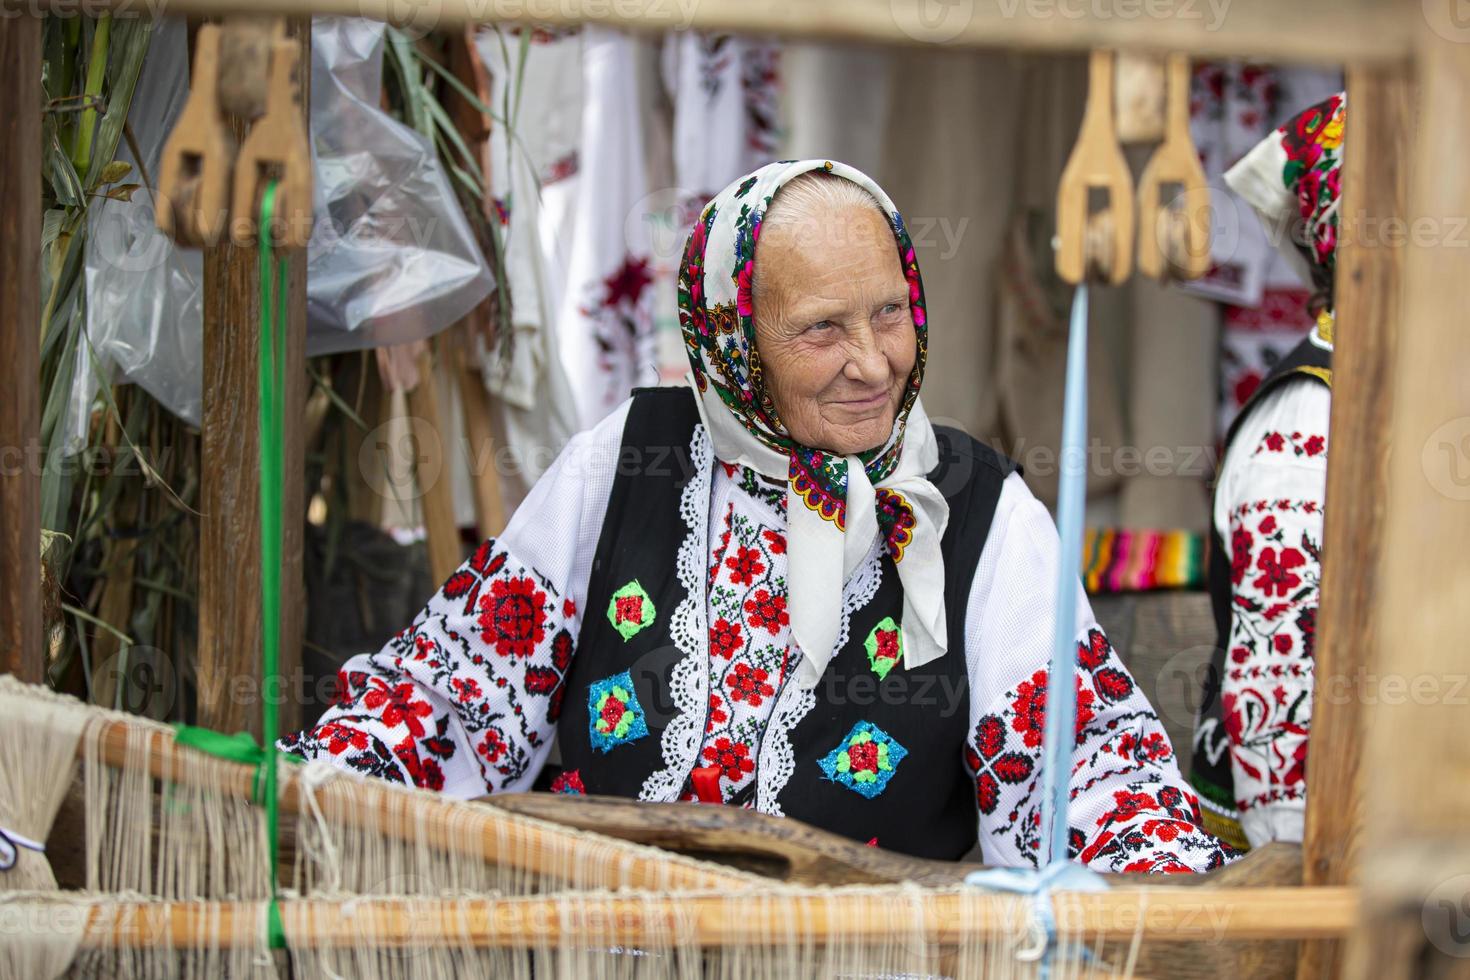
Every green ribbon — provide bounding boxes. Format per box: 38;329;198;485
171;181;290;951
257;179;288;952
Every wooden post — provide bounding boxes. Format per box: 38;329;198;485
1295;65;1410;980
197;22;308;737
0;15;43;684
406;345;463;585
1344;20;1470;980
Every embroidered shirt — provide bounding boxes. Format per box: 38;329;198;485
283;398;1233;873
1209;375;1329;847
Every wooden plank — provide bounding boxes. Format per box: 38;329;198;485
23;0;1407;63
0;15;42;684
1344;20;1470;980
405;345;463;585
1295;63;1410;980
453;330;507;540
74;887;1362;948
198;22;308;737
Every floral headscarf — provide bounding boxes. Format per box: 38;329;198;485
679;160;951;687
1227;91;1345;323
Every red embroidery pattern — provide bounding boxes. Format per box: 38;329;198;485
1222;492;1322;816
965;628;1233;873
1252;430;1327;459
693;469;796;803
279;543;576;792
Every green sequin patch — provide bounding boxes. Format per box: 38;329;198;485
607;580;656;641
865;616;902;680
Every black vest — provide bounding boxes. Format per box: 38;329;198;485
550;387;1016;860
1190;334;1331;845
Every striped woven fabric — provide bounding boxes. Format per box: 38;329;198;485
1082;528;1206;594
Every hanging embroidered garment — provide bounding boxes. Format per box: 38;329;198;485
555;28;663;429
284;162;1233;873
473;25;583;507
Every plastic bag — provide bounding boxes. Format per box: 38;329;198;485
80;17;204;442
305;17;494;356
77;18;495;449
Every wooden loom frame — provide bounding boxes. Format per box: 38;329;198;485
0;1;1459;977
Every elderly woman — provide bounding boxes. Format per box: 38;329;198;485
284;161;1230;872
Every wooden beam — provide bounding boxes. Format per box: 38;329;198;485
198;22;308;737
0;14;42;684
17;0;1408;64
1345;17;1470;980
72;888;1362;949
1295;64;1411;980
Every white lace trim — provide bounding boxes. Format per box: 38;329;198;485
638;423;713;802
755;542;884;816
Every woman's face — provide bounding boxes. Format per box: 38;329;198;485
751;205;917;456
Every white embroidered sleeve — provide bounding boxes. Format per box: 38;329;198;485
964;475;1235;873
1212;378;1330;846
278;399;630;798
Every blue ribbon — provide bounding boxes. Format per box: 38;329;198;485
966;285;1097;973
965;861;1109;973
0;826;47;871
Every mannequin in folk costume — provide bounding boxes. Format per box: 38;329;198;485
1192;93;1343;850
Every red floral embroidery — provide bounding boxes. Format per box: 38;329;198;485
1253;546;1305;598
744;589;789;634
451;677;481;704
726;662;775;706
724;546;766;585
710;618;743;659
1009;670;1095;749
702;737;754;781
477;576;547;658
707;693;728;729
762;529;786;554
393;737;444;791
362;680;434;738
316;722;370;756
1230;526;1253;585
477;728;509;764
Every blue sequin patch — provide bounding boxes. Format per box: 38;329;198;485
587;670;650;753
816;721;908;799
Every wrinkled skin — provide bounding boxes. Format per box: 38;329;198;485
751;206;917;456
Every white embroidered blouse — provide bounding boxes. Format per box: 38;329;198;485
1210;369;1330;847
283;398;1234;873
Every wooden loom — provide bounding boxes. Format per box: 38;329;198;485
0;0;1454;977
